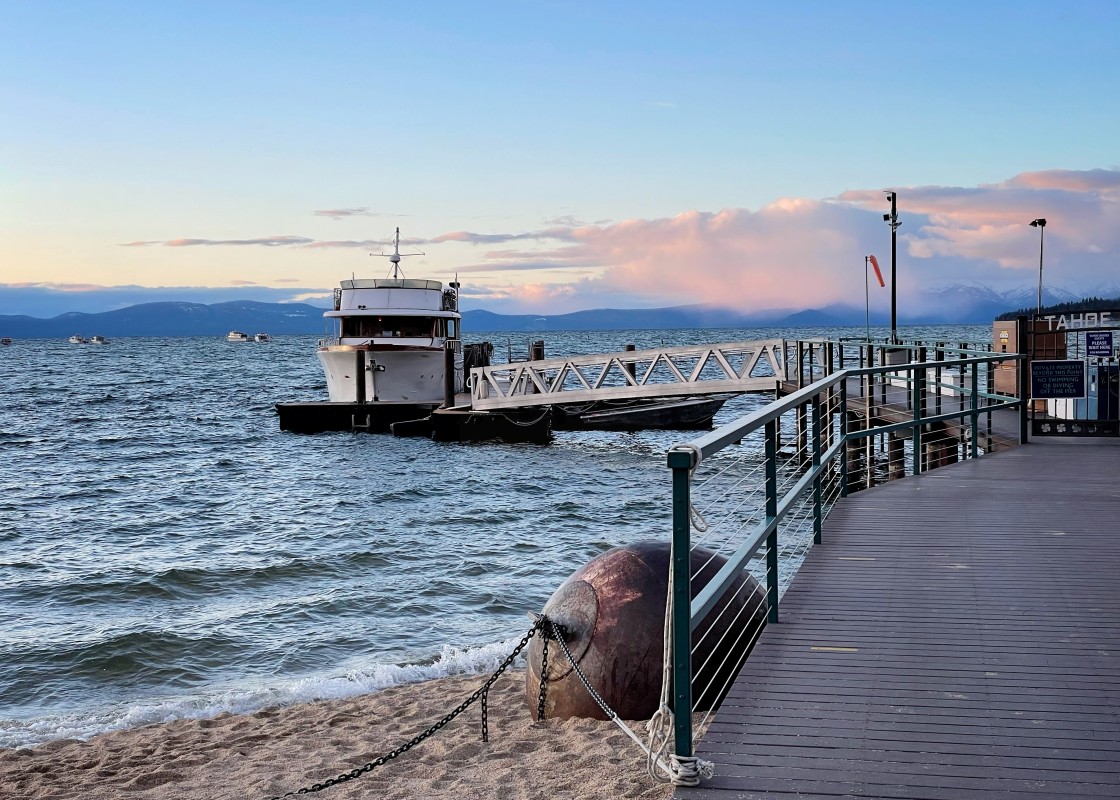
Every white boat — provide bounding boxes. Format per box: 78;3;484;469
89;335;109;345
1;337;12;346
68;335;87;344
316;227;463;412
227;331;251;342
254;333;271;342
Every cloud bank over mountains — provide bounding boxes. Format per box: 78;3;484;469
5;168;1117;319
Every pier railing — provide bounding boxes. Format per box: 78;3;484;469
468;340;786;410
664;348;1024;768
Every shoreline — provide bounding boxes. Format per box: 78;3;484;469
1;669;676;800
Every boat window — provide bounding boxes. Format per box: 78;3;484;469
341;316;438;338
447;319;458;339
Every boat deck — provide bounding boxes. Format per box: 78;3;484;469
677;436;1120;799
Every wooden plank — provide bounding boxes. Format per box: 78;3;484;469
677;437;1120;799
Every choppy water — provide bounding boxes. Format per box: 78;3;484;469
0;324;987;748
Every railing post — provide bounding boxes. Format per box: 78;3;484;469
839;379;849;498
959;343;969;413
667;447;695;760
765;419;779;623
912;361;924;476
970;363;979;459
797;402;808;468
812;394;823;544
878;346;887;406
934;343;943;418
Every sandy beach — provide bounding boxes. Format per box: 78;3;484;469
0;669;678;800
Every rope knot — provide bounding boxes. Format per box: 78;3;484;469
668;754;715;786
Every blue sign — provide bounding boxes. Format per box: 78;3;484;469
1031;360;1086;399
1086;331;1114;358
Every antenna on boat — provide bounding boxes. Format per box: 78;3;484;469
371;227;424;278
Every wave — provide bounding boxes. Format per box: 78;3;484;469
12;550;399;604
0;636;528;750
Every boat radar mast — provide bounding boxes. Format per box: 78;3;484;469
373;227;425;278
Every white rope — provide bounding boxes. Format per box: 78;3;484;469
643;538;715;786
547;619;676;778
644;536;676;782
677;443;709;532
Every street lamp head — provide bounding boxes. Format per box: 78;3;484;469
1030;218;1047;228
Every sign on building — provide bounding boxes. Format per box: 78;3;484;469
1031;360;1086;399
1086;331;1114;358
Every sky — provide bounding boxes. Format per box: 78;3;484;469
4;1;1119;319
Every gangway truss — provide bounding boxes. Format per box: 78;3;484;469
468;339;787;410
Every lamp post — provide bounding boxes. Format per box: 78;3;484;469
883;192;900;344
1029;218;1047;314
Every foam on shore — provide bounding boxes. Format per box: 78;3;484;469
0;637;529;750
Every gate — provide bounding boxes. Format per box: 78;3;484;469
1011;311;1120;437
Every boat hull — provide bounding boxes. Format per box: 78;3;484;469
317;347;463;403
276;401;438;434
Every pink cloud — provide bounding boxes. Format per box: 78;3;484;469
163;236;313;247
1006;168;1120;193
837;168;1120;272
302;239;382;249
116;168;1118;314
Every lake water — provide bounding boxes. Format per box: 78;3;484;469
0;324;988;748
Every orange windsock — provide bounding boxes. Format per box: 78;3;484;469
868;255;885;287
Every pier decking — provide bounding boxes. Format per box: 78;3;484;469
678;437;1120;799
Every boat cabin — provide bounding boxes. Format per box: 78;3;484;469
323;278;460;345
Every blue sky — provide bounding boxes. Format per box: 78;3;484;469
4;1;1118;318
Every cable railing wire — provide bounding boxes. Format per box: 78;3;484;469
665;340;1025;784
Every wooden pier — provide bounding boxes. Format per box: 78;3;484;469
677;437;1120;799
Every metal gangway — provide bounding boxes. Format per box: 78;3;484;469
468;339;787;410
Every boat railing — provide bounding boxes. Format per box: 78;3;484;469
663;347;1025;771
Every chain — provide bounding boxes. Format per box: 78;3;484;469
536;637;550;721
548;618;614;719
480;686;489;742
268;619;543;799
545;618;687;780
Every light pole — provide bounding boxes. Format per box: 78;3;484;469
1029;218;1047;314
883;192;900;344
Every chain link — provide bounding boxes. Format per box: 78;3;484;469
480;686;488;742
536;637;550;721
267;619;543;799
548;618;615;719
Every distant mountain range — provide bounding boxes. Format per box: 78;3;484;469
1;285;1115;338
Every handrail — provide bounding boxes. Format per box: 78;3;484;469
666;347;1025;769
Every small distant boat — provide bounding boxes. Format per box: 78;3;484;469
0;337;11;346
68;335;88;344
254;333;271;342
227;331;250;342
89;335;109;345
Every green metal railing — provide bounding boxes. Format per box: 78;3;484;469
665;347;1024;764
